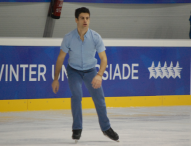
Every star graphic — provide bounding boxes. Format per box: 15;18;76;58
155;62;163;79
167;62;175;78
148;62;156;79
161;62;169;78
173;61;182;79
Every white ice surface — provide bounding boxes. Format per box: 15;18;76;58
0;106;191;146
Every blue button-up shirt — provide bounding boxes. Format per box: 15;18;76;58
60;28;106;70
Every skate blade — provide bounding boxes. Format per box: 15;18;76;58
72;137;79;144
103;134;119;142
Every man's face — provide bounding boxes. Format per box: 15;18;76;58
75;13;90;29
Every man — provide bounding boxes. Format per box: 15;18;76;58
52;7;119;142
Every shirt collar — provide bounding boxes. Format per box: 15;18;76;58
76;28;90;39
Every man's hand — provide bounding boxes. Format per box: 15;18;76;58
91;75;102;89
52;80;59;94
52;50;66;94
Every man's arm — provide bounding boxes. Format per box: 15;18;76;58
91;51;107;89
52;50;67;94
97;51;107;76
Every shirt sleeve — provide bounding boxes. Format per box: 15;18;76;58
95;34;106;53
60;35;69;53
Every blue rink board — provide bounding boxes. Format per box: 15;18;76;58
0;46;190;100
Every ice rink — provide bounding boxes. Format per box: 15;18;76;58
0;106;191;146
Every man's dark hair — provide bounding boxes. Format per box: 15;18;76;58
75;7;90;19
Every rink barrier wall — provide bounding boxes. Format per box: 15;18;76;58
1;38;191;112
0;95;191;112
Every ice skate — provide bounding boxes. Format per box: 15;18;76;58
72;129;82;143
103;127;119;142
